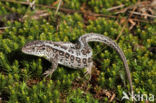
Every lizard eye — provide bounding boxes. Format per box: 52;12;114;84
32;47;35;50
42;47;45;50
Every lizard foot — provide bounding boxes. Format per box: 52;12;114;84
83;62;93;80
84;71;91;80
43;69;54;78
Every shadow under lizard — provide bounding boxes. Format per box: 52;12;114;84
22;33;133;94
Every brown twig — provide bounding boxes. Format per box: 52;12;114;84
131;18;156;23
0;0;79;13
129;11;156;18
0;0;156;24
0;27;10;30
116;2;138;40
109;93;116;102
1;0;156;24
115;1;151;14
0;0;117;18
55;0;62;15
128;4;137;18
106;4;125;11
116;22;127;41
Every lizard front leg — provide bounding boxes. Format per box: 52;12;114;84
43;54;58;77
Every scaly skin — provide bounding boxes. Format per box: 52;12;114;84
22;33;133;94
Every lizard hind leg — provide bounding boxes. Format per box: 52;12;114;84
84;62;93;80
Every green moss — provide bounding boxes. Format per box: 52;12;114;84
0;0;155;103
66;88;98;103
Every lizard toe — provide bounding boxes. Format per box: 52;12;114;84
43;70;53;78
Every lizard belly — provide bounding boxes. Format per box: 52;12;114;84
56;47;93;69
58;57;84;69
58;56;91;69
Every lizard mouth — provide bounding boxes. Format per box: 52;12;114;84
22;47;31;54
21;47;25;52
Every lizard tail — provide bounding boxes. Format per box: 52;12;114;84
79;33;133;94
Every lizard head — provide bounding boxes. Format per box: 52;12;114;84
22;40;47;57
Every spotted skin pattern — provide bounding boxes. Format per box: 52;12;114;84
22;33;133;94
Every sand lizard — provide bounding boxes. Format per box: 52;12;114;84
22;33;133;94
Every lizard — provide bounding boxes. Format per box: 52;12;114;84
22;33;133;94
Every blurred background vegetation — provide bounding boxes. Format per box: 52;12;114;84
0;0;156;103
